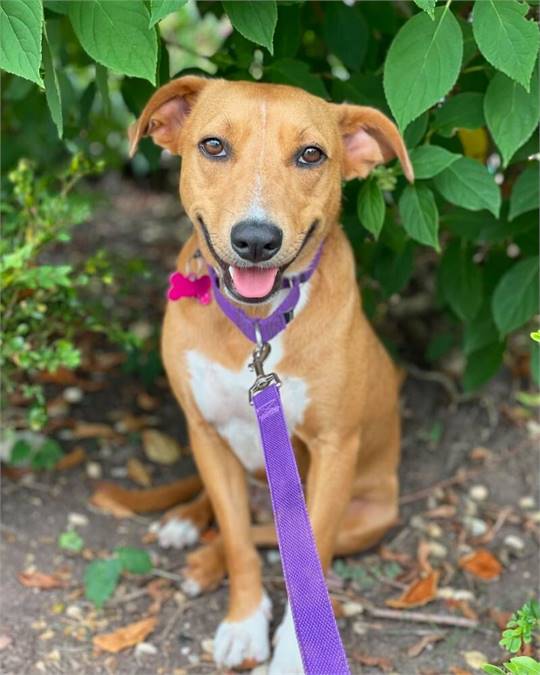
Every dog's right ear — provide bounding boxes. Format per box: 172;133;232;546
128;76;208;157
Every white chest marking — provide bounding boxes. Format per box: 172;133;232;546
186;337;308;472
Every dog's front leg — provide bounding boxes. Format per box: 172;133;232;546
186;416;271;669
270;431;358;675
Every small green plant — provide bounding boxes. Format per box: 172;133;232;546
8;436;63;470
84;547;153;608
483;600;540;675
1;155;135;429
58;530;84;553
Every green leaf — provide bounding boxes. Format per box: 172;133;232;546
223;1;277;54
482;664;507;675
484;69;540;167
0;0;44;86
84;558;122;608
266;59;327;98
413;0;436;19
464;304;498;355
373;241;415;298
509;164;540;221
115;547;152;574
398;184;440;250
492;256;539;335
409;145;460;179
404;112;429;148
273;4;302;59
323;3;368;70
42;30;63;138
506;657;540;675
357;179;385;239
433;157;501;217
472;0;540;91
149;0;187;27
9;440;32;466
463;342;505;392
68;1;158;83
383;7;463;130
95;63;111;117
440;241;483;321
432;92;485;137
31;439;63;470
58;530;84;552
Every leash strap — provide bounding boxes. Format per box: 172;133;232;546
252;383;350;675
207;245;323;344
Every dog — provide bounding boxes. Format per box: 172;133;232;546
129;76;413;673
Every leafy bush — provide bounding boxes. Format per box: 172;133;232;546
0;155;134;429
1;0;539;392
483;599;540;675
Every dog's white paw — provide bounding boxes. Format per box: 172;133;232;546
152;517;199;549
214;593;272;669
269;604;304;675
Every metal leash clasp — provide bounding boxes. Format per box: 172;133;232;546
248;324;281;405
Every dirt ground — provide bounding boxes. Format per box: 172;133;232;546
1;177;539;675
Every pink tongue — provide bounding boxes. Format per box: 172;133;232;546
230;267;278;298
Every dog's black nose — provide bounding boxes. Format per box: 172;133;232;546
230;219;283;263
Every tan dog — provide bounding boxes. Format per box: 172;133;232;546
130;76;413;673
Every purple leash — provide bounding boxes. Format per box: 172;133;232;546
208;247;350;675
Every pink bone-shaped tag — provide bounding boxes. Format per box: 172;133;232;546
167;272;212;305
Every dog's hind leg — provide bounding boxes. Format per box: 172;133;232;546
154;490;213;550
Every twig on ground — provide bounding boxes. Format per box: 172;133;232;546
365;605;478;629
399;468;479;504
152;568;184;583
404;363;464;404
159;601;192;643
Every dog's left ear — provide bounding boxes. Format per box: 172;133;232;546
128;75;209;157
331;104;414;182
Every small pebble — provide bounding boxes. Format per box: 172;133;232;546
65;605;83;620
266;550;281;564
469;484;489;501
425;523;442;538
68;513;88;528
410;515;426;530
86;462;102;479
63;387;83;404
519;496;535;509
427;541;447;558
504;534;525;551
464;516;488;537
110;466;128;478
352;621;367;636
463;499;478;516
180;646;190;656
529;511;540;523
135;642;157;657
201;639;213;654
342;601;364;617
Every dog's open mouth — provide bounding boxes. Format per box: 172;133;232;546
228;266;279;300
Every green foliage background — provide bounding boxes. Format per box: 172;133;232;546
1;0;539;424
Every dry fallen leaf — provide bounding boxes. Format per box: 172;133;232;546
93;617;157;654
18;571;67;589
425;504;457;519
407;633;444;657
353;652;393;672
142;430;182;465
459;549;502;581
450;668;472;675
90;489;134;518
72;422;118;440
56;446;87;471
462;650;488;670
378;545;413;566
137;392;159;411
386;570;440;609
127;458;152;487
417;539;433;574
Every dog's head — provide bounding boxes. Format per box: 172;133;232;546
130;76;413;303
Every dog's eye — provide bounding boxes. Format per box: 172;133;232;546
200;138;227;158
297;146;325;167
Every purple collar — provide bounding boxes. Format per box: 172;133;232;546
208;246;322;344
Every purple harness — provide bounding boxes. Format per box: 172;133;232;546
169;247;350;673
209;247;350;675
